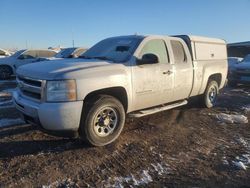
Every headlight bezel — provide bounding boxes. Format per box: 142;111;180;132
45;79;77;102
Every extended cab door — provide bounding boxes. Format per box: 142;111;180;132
170;39;193;101
132;38;174;110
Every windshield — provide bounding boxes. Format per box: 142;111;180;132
55;48;76;58
80;36;144;62
11;49;26;58
242;54;250;63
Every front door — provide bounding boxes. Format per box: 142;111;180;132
132;39;174;110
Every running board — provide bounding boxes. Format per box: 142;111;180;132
129;100;188;118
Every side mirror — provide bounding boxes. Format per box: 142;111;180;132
137;53;159;65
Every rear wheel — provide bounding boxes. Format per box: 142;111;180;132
0;65;13;80
202;80;219;108
79;95;125;146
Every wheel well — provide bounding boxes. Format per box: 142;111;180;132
0;65;13;74
208;73;222;87
83;87;128;112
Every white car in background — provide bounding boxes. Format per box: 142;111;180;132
0;48;11;58
54;47;86;59
0;49;56;79
41;48;87;62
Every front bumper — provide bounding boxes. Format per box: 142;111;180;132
13;90;83;134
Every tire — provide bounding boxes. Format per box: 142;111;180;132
0;65;13;80
202;80;219;108
79;95;126;146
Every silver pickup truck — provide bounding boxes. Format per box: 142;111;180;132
13;35;228;146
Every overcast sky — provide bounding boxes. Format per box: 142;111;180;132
1;0;250;49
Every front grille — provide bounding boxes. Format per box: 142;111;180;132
17;76;44;101
235;69;250;76
18;76;42;87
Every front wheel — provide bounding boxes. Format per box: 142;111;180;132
79;95;125;146
203;80;219;108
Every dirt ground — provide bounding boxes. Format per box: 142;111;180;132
0;81;250;188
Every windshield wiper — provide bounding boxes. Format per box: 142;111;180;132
78;55;93;59
93;56;114;62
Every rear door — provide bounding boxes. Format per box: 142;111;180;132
170;40;193;101
132;38;174;110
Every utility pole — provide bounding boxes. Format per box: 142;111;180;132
25;40;28;49
71;28;75;47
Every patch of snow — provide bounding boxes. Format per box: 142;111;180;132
151;163;168;175
222;159;229;165
242;105;250;113
216;113;248;124
232;161;247;170
140;170;153;184
42;178;77;188
237;137;249;148
239;154;250;165
105;170;153;187
227;137;250;171
104;162;170;187
0;118;24;128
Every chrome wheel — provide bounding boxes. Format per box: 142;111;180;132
93;107;118;137
208;86;217;104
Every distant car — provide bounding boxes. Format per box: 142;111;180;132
228;54;250;86
53;47;87;59
0;49;11;58
0;49;57;79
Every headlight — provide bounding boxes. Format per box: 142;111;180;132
46;80;77;102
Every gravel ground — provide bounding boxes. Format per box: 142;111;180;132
0;81;250;187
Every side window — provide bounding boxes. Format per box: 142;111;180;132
0;50;6;56
18;53;35;60
74;48;86;57
20;51;37;59
140;39;169;64
39;50;56;57
171;40;186;63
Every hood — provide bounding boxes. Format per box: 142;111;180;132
235;62;250;70
17;58;114;80
0;56;15;66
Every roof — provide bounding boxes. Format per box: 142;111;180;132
228;41;250;47
187;35;226;44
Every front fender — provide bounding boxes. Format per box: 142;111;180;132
76;70;132;111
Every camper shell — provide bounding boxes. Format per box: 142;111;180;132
175;35;227;61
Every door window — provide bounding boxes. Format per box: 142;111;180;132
140;39;169;64
170;40;186;63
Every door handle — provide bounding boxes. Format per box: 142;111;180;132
163;70;173;75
